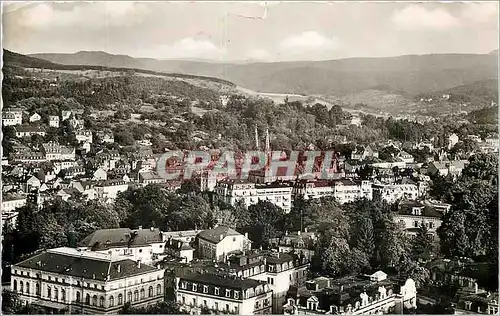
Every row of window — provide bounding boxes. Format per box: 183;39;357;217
180;283;240;299
181;296;238;313
13;280;161;308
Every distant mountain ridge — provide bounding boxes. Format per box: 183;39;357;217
3;50;235;86
30;50;498;96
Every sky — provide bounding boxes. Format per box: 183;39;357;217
2;1;499;62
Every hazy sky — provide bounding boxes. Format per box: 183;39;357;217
2;1;499;62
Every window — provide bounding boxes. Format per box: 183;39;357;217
139;249;142;253
13;280;17;291
233;237;236;242
226;304;229;311
99;296;104;307
267;277;274;285
61;289;65;302
20;281;24;293
215;302;219;310
92;295;98;306
85;294;90;305
76;292;81;302
235;306;239;314
109;296;114;307
54;288;59;301
134;290;139;301
465;301;472;310
215;287;220;295
414;221;418;227
46;286;51;299
149;286;154;297
118;294;123;305
203;285;208;293
140;288;145;299
192;298;196;306
181;282;187;289
193;283;198;291
26;282;30;294
226;289;231;297
157;284;162;296
36;283;40;296
127;292;132;302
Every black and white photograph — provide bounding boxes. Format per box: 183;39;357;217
1;1;499;315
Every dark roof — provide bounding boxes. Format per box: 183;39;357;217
197;226;243;244
78;228;163;249
15;248;158;281
180;272;264;290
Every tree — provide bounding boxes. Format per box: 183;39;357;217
315;235;350;277
244;201;286;249
355;217;375;259
411;223;433;262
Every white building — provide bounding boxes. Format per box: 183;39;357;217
29;112;41;122
1;193;27;227
175;272;273;315
2;108;23;126
215;180;293;213
96;130;115;144
283;273;417;315
41;142;76;161
78;227;165;264
94;180;130;202
448;133;459;149
427;160;469;178
11;247;165;314
14;126;46;138
397;151;414;164
373;183;419;204
49;116;60;128
393;201;443;237
197;226;251;262
293;179;372;204
75;130;93;143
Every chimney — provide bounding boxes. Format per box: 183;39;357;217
117;264;121;273
137;260;141;269
297;231;301;236
138;226;143;230
219;234;224;241
150;227;154;231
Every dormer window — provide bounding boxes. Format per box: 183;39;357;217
192;283;197;291
225;289;231;297
234;291;239;299
180;282;187;289
465;301;472;310
215;287;220;295
203;285;208;294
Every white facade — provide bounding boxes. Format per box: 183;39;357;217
294;179;372;204
2;110;23;126
29;113;41;122
373;183;419;204
448;133;459;149
94;181;130;201
11;247;165;314
75;130;93;143
215;181;293;213
49;116;60;128
175;274;273;315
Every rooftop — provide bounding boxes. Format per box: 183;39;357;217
15;247;159;281
197;226;243;244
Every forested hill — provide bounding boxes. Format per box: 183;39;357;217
3;50;235;87
415;79;498;107
31;50;497;96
